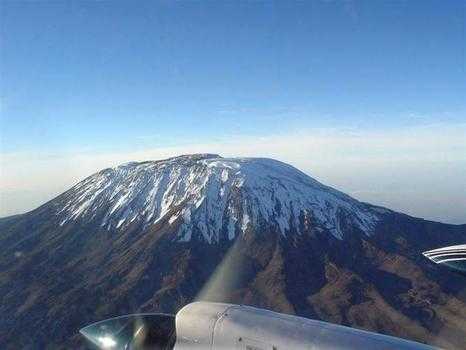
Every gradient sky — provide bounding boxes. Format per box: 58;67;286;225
1;1;465;223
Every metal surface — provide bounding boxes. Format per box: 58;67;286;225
174;302;437;350
80;302;439;349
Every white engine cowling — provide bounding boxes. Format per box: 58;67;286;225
174;302;437;350
80;301;438;349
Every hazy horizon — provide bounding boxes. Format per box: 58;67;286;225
2;125;466;224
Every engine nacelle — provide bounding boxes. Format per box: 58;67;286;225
174;302;436;350
80;301;437;349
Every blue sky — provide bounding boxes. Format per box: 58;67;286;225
0;1;465;222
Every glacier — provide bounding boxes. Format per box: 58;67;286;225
56;154;380;242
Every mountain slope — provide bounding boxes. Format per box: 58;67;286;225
56;154;378;240
0;154;465;349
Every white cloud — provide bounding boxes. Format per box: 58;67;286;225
1;123;465;223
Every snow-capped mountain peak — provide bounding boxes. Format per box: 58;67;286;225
56;154;379;242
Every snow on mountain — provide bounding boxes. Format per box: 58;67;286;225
56;154;379;242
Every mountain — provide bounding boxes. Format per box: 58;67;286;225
1;154;465;349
